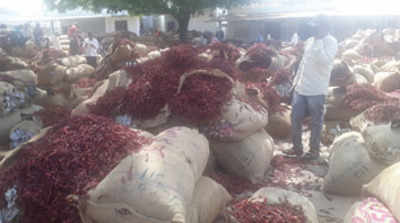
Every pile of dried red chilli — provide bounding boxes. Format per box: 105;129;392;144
0;114;151;223
34;105;71;127
345;83;396;112
210;170;262;195
90;44;236;124
227;198;306;223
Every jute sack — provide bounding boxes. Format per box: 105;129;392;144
373;72;400;92
325;87;360;121
59;55;87;67
212;129;274;183
341;49;362;65
72;70;131;116
76;127;209;223
37;64;68;86
344;198;398;223
205;97;269;142
330;60;354;87
323;132;385;196
191;177;232;223
354;73;369;85
0;105;42;146
9;120;42;149
352;65;375;83
0;128;50;171
362;162;400;222
225;187;318;223
362;124;400;166
0;55;28;72
0;69;38;87
65;64;95;82
381;60;400;73
0;81;18;116
265;108;291;139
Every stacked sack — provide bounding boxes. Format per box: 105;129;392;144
323;121;400;196
32;51;96;108
75;127;231;223
0;51;43;148
344;161;400;223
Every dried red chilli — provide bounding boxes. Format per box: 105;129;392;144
89;87;127;117
239;43;276;72
170;73;233;124
34;105;71;127
0;114;151;223
92;45;238;124
364;102;400;123
209;170;262;195
207;42;241;63
228;198;306;223
344;84;395;112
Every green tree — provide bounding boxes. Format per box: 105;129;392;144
45;0;256;40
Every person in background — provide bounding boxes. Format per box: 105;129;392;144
83;32;99;68
68;24;82;55
216;29;224;42
283;15;338;160
256;32;265;43
33;23;43;47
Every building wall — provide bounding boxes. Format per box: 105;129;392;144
155;13;218;34
105;16;140;35
60;17;106;35
226;20;264;42
189;14;218;33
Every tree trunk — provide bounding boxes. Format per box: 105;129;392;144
176;12;191;42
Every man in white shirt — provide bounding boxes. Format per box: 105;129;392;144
284;15;338;160
84;32;99;67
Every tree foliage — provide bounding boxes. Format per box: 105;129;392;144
45;0;257;40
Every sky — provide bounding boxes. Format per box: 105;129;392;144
0;0;44;16
1;0;400;17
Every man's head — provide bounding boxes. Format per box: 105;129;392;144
310;15;331;39
88;32;93;40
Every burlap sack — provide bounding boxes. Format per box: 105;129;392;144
0;128;50;171
9;120;42;149
0;55;28;72
352;65;375;83
325;87;360;121
37;64;68;86
59;55;87;67
0;69;38;87
65;64;95;82
374;72;400;92
212;129;274;183
362;124;400;166
381;60;400;73
323;132;385;196
330;60;354;87
344;198;398;223
0;105;42;146
76;127;209;223
225;187;318;223
363;162;400;222
205;97;269;142
191;177;232;223
265;109;291;139
341;50;362;65
72;70;131;116
354;73;369;85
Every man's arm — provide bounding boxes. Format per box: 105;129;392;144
312;36;338;66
